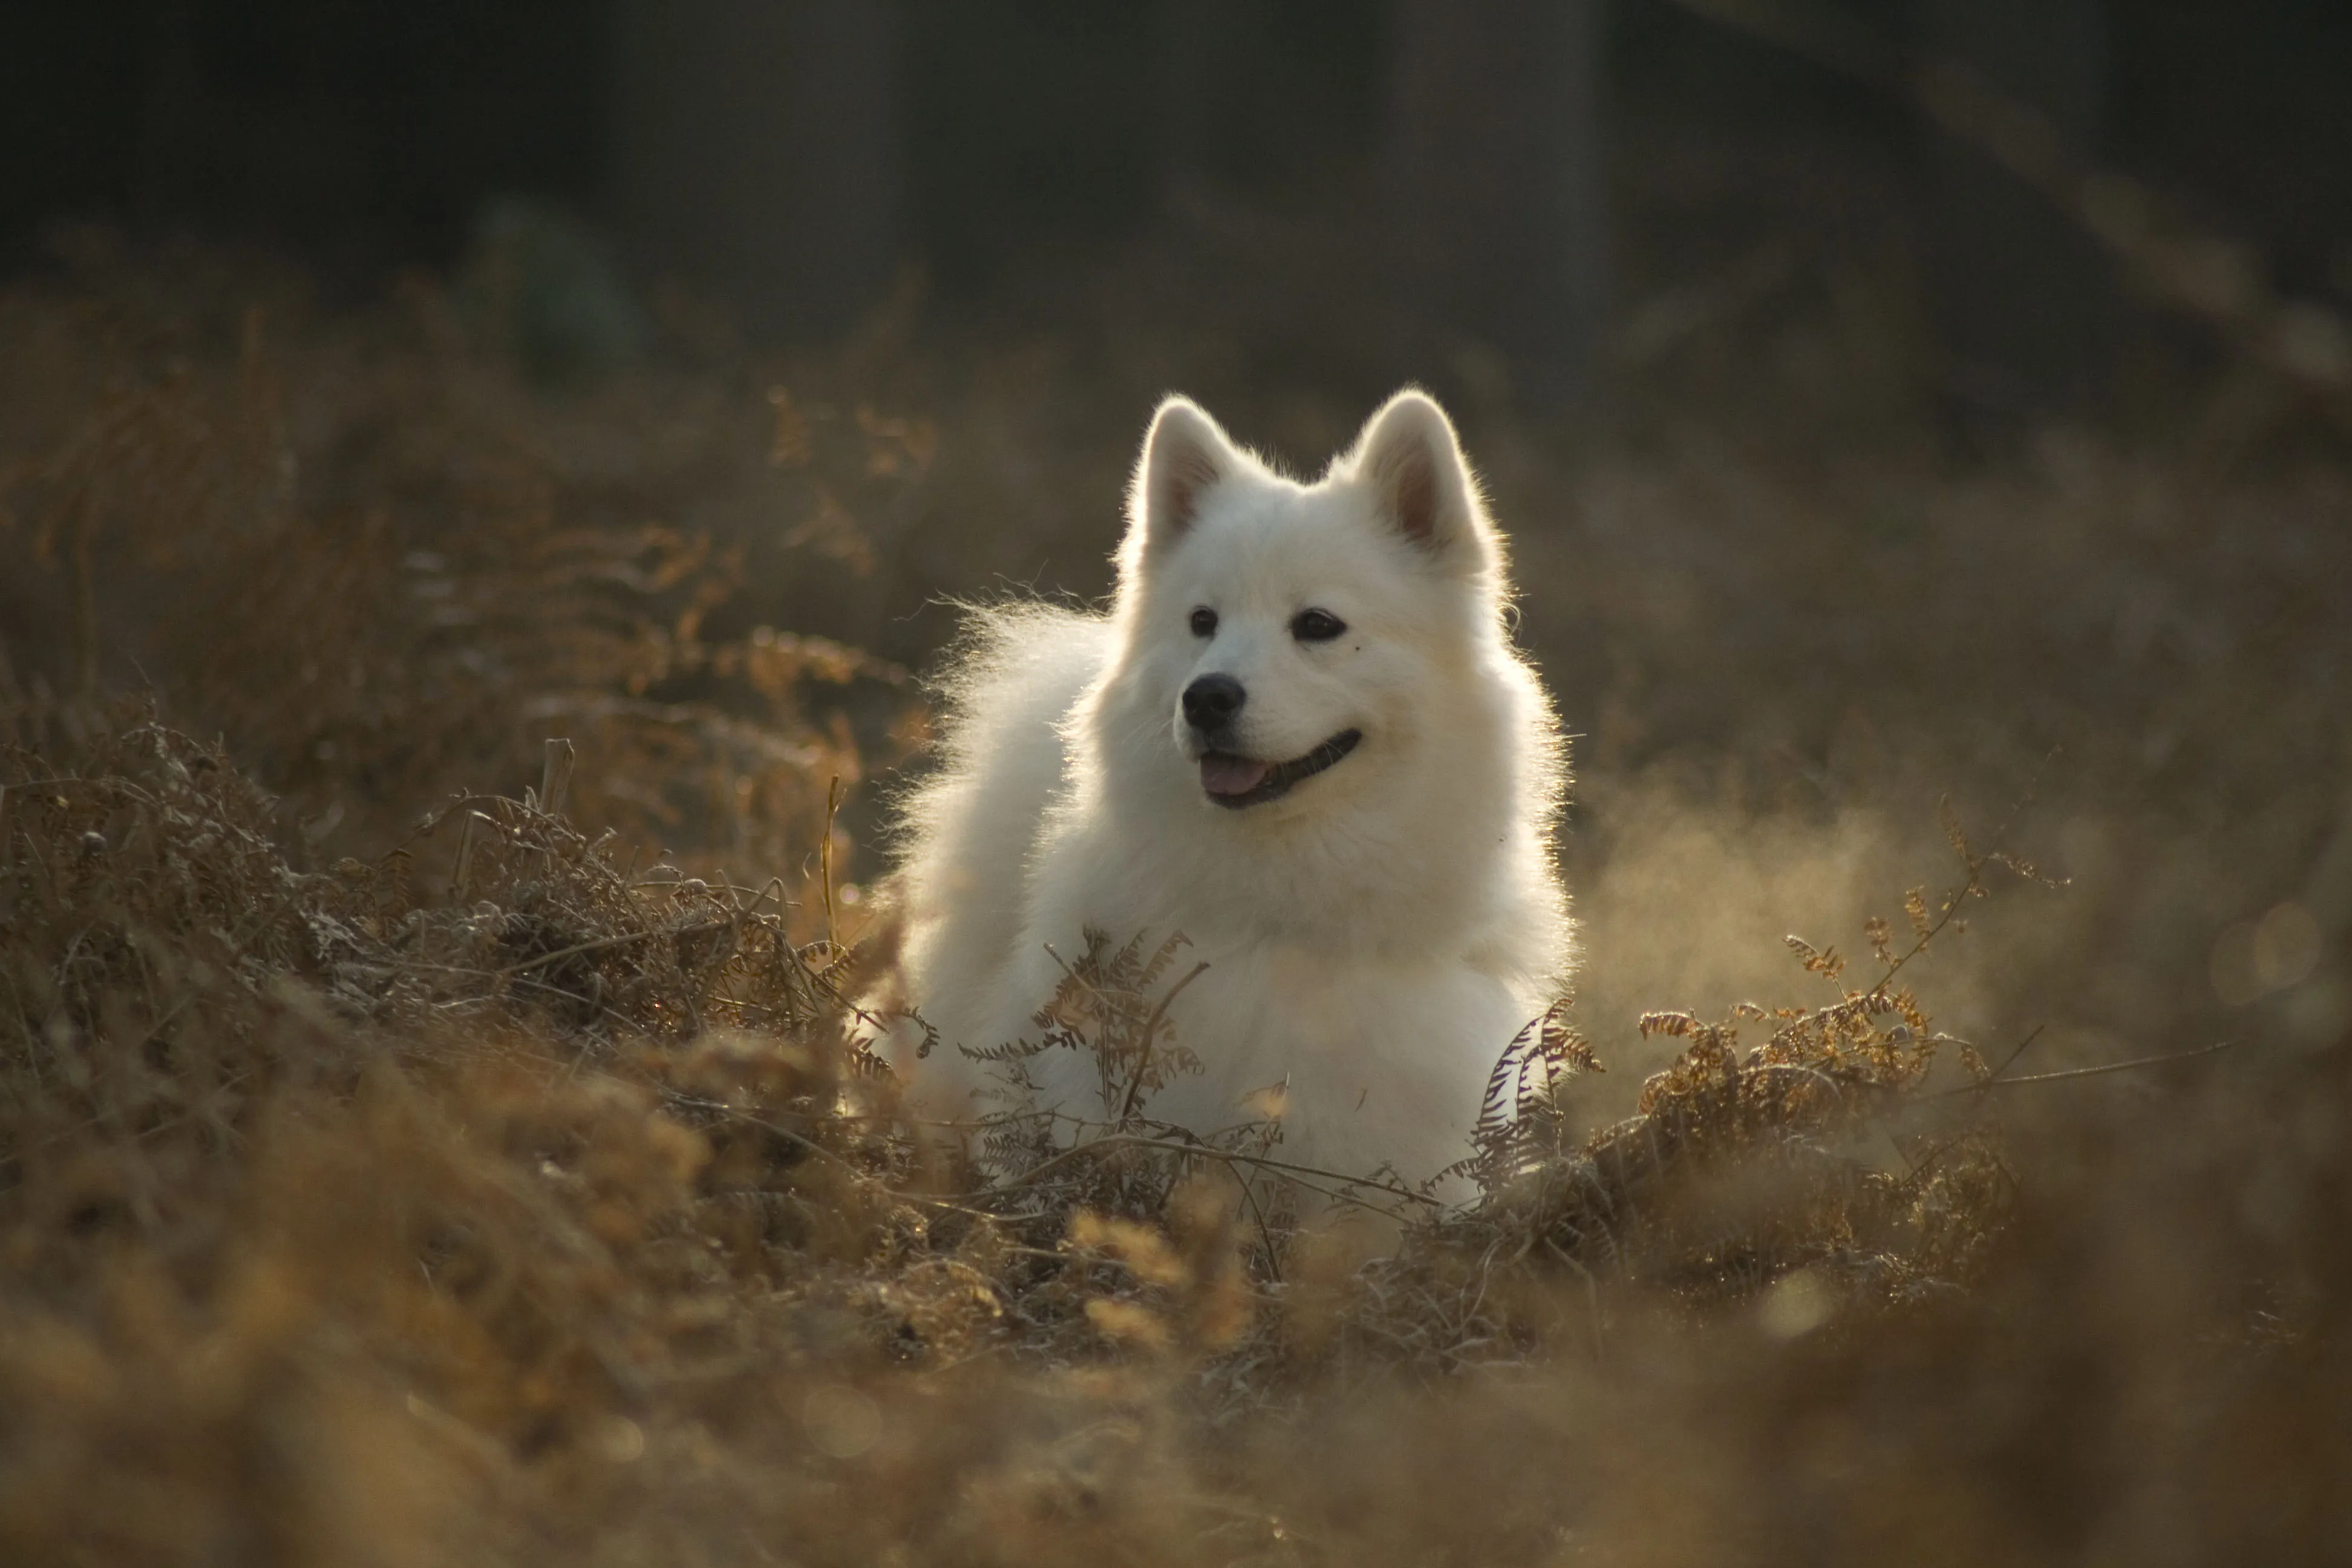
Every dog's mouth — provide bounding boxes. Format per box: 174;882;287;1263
1198;730;1362;809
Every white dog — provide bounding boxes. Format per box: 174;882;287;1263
883;390;1572;1188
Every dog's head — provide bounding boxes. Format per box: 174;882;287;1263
1109;389;1508;812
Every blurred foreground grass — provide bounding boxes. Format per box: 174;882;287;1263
1;234;2349;1564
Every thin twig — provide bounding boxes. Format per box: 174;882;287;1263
984;1132;1442;1210
1117;959;1211;1125
819;775;841;947
1867;758;2056;1004
497;917;736;977
1971;1024;2047;1093
1931;1039;2236;1099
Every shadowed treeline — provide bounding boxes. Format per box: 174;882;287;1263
5;2;2350;417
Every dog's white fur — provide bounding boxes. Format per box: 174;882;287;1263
884;390;1572;1185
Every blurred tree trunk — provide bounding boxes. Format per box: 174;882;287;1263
1385;0;1609;410
1916;0;2114;419
609;0;903;345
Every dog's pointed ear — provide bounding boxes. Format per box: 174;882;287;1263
1341;390;1491;566
1128;395;1239;554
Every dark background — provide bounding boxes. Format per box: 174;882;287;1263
6;1;2349;422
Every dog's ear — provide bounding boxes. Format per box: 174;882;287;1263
1128;395;1239;554
1341;390;1492;566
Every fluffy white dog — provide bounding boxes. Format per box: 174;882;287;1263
883;389;1572;1187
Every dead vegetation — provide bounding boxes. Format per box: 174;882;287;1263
0;698;2033;1565
1;240;2349;1564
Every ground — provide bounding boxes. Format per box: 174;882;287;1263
1;214;2348;1563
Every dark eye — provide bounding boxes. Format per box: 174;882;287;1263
1291;608;1347;642
1189;606;1218;638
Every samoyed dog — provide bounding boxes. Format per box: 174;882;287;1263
883;389;1572;1188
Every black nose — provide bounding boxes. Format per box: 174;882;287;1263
1182;673;1246;731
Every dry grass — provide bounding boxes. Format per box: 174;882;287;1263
1;229;2349;1564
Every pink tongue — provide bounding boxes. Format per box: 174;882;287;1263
1200;753;1272;797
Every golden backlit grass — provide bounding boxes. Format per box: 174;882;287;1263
2;237;2349;1564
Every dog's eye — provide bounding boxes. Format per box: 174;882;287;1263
1189;607;1218;638
1291;608;1347;642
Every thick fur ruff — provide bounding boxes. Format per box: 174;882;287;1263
883;390;1573;1186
